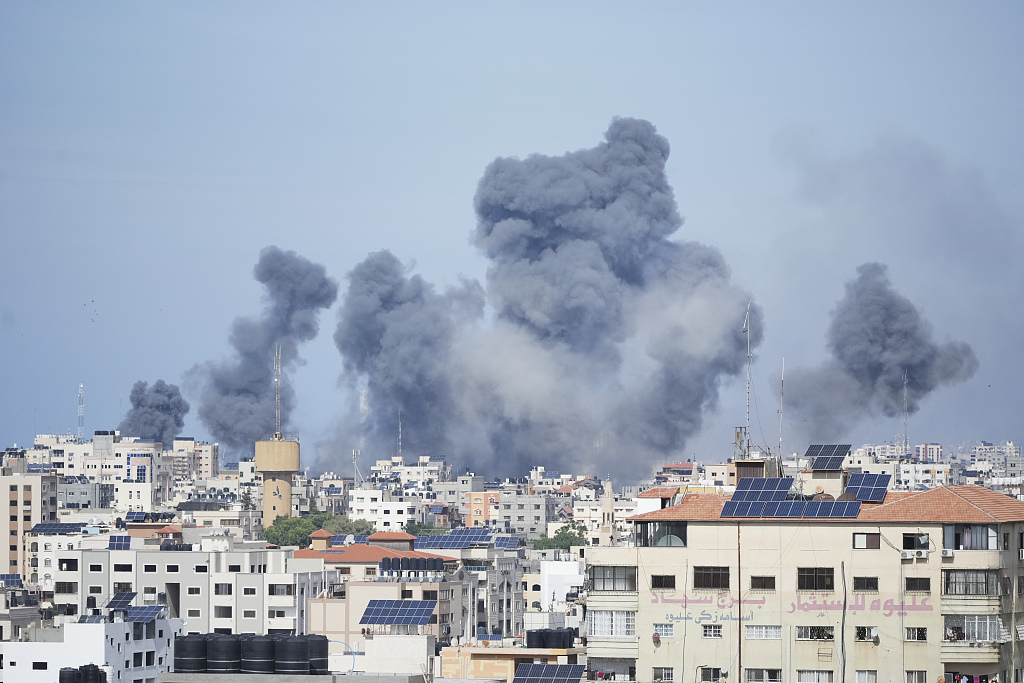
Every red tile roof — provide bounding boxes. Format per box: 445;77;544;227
309;529;334;538
628;493;725;521
367;531;418;541
155;526;181;534
638;487;679;499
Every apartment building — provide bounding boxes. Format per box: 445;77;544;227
585;484;1024;683
49;533;336;636
1;472;58;582
348;487;422;530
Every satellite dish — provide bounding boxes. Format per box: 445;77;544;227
812;493;835;501
836;492;857;502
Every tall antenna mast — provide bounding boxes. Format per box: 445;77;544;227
743;302;751;457
778;358;785;466
77;383;85;441
273;343;282;440
397;409;402;460
902;369;909;457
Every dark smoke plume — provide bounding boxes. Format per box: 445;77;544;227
191;246;338;454
787;262;978;439
331;118;760;481
117;380;189;447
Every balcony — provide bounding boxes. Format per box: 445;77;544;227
941;640;1001;663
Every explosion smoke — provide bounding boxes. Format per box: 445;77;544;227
787;262;978;439
332;118;760;481
191;246;338;454
117;380;189;448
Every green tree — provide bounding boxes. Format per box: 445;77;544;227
320;514;375;536
532;521;587;550
405;522;447;536
239;486;256;511
263;516;317;547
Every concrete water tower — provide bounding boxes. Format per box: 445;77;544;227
254;345;300;523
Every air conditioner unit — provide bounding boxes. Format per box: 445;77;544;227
941;549;954;558
900;550;914;560
915;550;928;559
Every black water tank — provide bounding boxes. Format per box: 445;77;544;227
79;664;105;683
381;557;392;572
241;634;275;674
58;667;79;683
86;595;96;609
400;557;411;571
174;634;207;672
542;628;561;648
308;634;329;674
415;557;426;571
207;633;241;673
275;635;310;674
525;630;544;648
560;628;573;648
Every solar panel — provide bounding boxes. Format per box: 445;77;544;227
494;536;522;549
29;523;87;534
359;599;437;625
807;444;851;471
720;501;741;517
126;605;165;622
0;574;23;587
78;615;106;623
104;592;137;610
125;511;146;522
108;535;131;550
844;473;891;502
513;663;586;683
832;501;862;518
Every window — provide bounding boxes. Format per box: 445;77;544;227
636;520;687;547
694;566;730;590
746;670;782;683
745;624;782;640
243;610;256;619
114;582;132;593
905;627;927;641
586;610;636;637
906;672;926;683
89;564;102;572
54;582;78;594
703;624;722;638
944;524;996;550
214;606;232;618
905;577;930;593
89;585;102;594
423;590;438;600
700;668;723;682
33;662;48;670
401;589;413;599
228;565;241;572
143;586;156;595
943;614;1002;642
943;570;998;596
750;575;775;590
798;568;834;591
797;673;833;683
589;566;637;591
194;565;208;573
855;672;877;683
144;565;156;573
903;533;929;550
187;609;200;618
651;575;675;589
114;564;132;572
854;626;877;642
853;533;880;549
653;668;674;682
653;623;674;638
214;584;232;595
187;587;201;595
243;587;256;596
166;565;179;573
853;577;878;592
796;626;835;640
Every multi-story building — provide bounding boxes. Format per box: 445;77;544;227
348;487;422;530
167;437;219;481
56;475;114;511
1;470;58;582
586;484;1024;683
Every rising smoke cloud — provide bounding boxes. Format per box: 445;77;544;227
331;118;760;481
786;262;978;440
117;380;189;448
190;246;338;455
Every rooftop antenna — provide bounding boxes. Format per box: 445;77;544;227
397;408;402;460
77;383;85;442
743;302;751;457
273;343;282;440
778;358;785;472
902;369;909;457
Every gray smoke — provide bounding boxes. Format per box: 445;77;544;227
191;246;338;454
117;380;189;448
787;262;978;439
331;118;760;481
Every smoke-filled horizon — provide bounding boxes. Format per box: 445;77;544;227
786;262;979;441
189;246;338;456
117;380;189;448
327;118;763;482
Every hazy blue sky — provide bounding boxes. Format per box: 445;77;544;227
2;4;1022;473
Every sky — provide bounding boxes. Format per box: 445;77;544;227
2;4;1022;481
